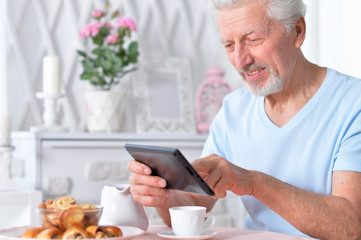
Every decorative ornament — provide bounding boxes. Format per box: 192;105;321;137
195;65;233;133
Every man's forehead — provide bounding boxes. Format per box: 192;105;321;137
220;28;257;42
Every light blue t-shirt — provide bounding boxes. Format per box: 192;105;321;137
201;68;361;237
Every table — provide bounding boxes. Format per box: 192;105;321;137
134;225;311;239
0;225;312;240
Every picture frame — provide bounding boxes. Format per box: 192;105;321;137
133;57;196;134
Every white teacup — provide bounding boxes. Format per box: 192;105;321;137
169;206;215;237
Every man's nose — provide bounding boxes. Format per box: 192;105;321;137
234;44;253;70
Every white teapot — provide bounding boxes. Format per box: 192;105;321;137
98;184;149;231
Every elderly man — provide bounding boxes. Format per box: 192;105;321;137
128;0;361;239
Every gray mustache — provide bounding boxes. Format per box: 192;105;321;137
238;63;268;74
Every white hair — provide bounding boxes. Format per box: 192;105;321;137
211;0;306;33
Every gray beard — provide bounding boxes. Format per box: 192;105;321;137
239;65;284;96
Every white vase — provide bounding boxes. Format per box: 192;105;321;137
84;90;127;133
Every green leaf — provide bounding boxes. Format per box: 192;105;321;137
113;56;122;65
92;35;104;45
80;72;93;80
111;55;122;72
77;50;87;58
94;59;101;67
128;42;139;63
111;10;119;19
129;53;138;63
92;48;103;56
100;26;110;37
90;80;98;86
99;76;106;86
81;61;94;73
117;48;126;58
104;48;113;59
101;60;112;71
128;42;138;54
113;63;122;73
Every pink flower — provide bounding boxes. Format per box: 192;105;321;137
116;17;137;31
79;22;113;38
91;22;103;36
105;34;119;44
79;23;93;38
92;10;105;19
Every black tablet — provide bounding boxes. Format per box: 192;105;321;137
125;143;214;196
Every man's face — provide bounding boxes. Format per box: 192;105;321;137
217;2;298;96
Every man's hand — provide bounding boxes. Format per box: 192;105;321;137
127;160;170;208
192;154;256;198
128;159;217;227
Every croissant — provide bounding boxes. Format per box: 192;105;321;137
45;200;54;209
62;227;88;239
59;206;85;231
86;225;123;238
36;228;63;239
52;197;76;210
78;203;96;210
101;226;123;237
21;227;45;238
22;197;111;239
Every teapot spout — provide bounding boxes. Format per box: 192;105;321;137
109;184;131;193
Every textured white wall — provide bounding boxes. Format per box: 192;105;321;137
303;0;361;79
0;0;8;115
3;0;236;132
3;0;361;132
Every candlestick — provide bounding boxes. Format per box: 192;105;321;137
0;145;19;191
0;114;11;146
43;56;61;95
30;93;67;132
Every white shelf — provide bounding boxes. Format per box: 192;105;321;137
0;145;14;152
12;131;208;141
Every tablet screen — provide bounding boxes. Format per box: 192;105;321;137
125;143;214;196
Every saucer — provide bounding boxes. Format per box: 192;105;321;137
157;229;217;240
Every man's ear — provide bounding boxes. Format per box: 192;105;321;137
294;16;306;48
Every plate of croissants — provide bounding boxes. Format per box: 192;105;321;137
0;196;145;240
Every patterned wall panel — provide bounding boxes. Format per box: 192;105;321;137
4;0;239;132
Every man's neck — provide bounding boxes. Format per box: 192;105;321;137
264;60;327;127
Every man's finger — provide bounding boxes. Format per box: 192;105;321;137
130;184;168;197
191;154;220;173
130;173;167;188
128;160;152;175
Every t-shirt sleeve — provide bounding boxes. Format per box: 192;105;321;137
333;112;361;172
200;102;227;159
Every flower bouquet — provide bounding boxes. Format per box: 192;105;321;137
77;4;139;132
77;5;139;91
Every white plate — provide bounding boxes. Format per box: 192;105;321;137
0;226;144;240
157;229;217;240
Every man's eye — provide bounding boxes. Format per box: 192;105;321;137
222;43;234;51
247;38;264;45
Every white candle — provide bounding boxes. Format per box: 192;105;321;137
0;114;11;146
43;56;61;95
